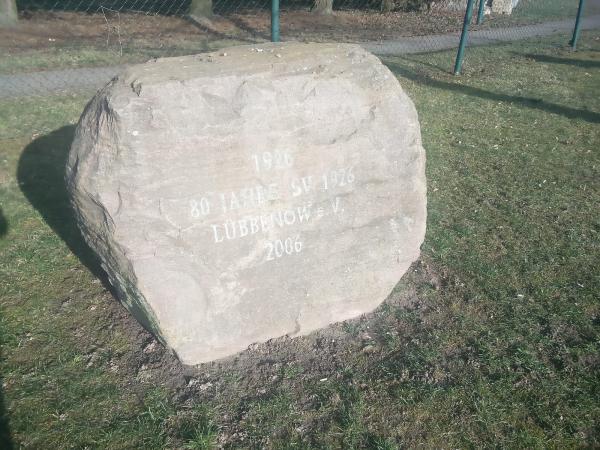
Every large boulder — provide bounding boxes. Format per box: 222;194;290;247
66;43;427;365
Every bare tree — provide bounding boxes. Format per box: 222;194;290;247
381;0;394;12
0;0;18;26
313;0;333;15
190;0;213;18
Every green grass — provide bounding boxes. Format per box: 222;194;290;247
0;95;87;140
511;0;580;20
484;0;600;27
0;38;248;75
0;46;129;75
1;31;599;448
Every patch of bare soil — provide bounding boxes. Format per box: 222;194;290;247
2;8;466;54
234;9;465;42
0;11;212;51
84;255;448;447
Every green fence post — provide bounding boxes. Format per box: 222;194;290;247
477;0;486;25
271;0;280;42
454;0;477;75
570;0;586;50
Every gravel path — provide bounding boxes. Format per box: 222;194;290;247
363;14;600;55
0;65;125;99
1;15;599;98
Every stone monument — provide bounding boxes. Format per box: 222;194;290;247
66;43;427;365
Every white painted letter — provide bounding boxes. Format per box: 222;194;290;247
212;224;224;243
297;204;311;223
238;219;249;237
331;197;341;214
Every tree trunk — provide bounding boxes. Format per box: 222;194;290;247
313;0;333;15
0;0;18;27
381;0;394;13
190;0;213;18
491;0;514;14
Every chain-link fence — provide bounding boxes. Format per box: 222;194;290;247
8;1;597;44
1;1;598;105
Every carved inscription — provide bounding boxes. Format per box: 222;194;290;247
176;151;357;262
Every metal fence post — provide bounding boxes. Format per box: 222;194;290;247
570;0;586;50
454;0;476;75
477;0;486;25
271;0;280;42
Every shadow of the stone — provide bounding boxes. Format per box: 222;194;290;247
0;207;7;238
0;373;13;449
17;125;107;283
0;202;12;443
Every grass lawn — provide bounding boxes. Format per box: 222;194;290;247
1;31;599;448
0;39;247;76
511;0;584;20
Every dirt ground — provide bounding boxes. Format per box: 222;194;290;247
0;11;212;51
80;255;443;447
236;8;468;42
0;9;467;53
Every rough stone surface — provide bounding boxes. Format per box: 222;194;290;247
66;42;427;365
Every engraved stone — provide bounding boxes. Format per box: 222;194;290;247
66;43;427;365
